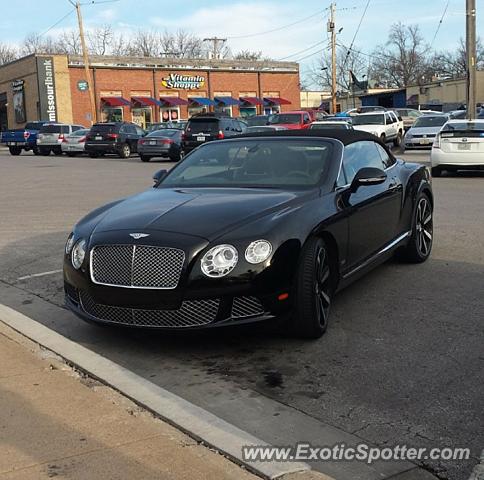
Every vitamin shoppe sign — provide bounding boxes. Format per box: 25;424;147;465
161;73;205;90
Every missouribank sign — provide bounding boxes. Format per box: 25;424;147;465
161;73;205;90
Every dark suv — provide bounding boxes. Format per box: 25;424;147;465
182;114;247;154
85;122;145;158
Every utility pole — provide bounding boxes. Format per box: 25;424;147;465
466;0;476;120
203;37;227;60
70;0;97;124
328;3;337;114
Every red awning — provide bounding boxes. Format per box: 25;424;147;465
239;96;263;106
264;97;291;105
159;96;189;106
131;96;162;107
101;96;131;107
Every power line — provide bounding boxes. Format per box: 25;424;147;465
225;8;327;39
430;0;450;49
38;8;76;37
294;46;329;63
277;40;329;61
343;0;371;67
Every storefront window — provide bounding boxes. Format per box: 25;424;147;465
239;107;257;118
131;107;152;129
264;105;281;115
188;106;208;117
160;108;180;122
101;107;123;122
214;105;232;116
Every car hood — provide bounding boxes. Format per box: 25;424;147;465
91;187;314;241
407;126;442;135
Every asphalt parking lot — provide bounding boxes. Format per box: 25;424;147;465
0;148;482;480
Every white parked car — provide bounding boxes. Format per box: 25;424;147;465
352;111;404;147
61;128;90;157
430;119;484;177
37;123;86;155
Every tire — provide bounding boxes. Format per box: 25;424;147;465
89;152;100;158
53;148;63;156
33;147;40;156
288;237;335;339
40;148;50;156
8;146;22;156
398;192;433;263
169;154;180;162
119;143;131;158
393;131;402;147
431;166;442;177
140;155;151;162
66;152;77;157
380;133;386;144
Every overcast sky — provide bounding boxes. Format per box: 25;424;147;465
1;0;482;84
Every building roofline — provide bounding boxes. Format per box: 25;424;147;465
67;54;299;73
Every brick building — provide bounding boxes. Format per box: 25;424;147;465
0;53;300;130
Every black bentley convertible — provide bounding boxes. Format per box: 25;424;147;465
64;130;433;338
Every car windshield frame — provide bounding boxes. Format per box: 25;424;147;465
352;114;385;125
413;116;448;128
442;121;484;132
147;129;179;138
158;137;336;190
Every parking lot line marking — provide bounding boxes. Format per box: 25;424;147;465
17;270;63;281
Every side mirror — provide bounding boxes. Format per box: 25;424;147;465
152;169;167;187
350;167;387;193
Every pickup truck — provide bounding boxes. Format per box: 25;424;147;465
268;111;312;130
351;111;404;147
0;121;46;155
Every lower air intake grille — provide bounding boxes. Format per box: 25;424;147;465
79;291;219;328
231;296;265;319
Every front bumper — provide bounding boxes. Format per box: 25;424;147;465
403;137;435;148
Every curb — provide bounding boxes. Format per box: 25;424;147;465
0;303;312;480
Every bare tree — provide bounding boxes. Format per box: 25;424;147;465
21;33;57;55
370;23;430;87
0;43;19;65
308;45;367;91
129;29;163;57
110;33;131;56
55;30;81;55
87;25;114;56
431;37;484;79
233;50;263;61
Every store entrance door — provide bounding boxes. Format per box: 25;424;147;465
0;92;8;132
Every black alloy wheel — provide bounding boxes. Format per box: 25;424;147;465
289;237;334;339
399;193;433;263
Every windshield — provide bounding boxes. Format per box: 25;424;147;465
310;123;349;130
147;129;179;137
413;116;448;128
91;124;118;133
246;116;270;126
40;124;67;133
70;129;89;136
269;114;301;125
352;114;385;125
159;139;334;189
442;122;484;132
186;119;219;134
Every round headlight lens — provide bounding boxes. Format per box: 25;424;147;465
245;240;272;264
201;244;238;277
71;239;86;269
65;232;75;255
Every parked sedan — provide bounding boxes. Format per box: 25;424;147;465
61;129;90;157
394;108;422;130
64;130;432;339
403;115;449;150
430;120;484;176
138;129;182;162
37;123;86;155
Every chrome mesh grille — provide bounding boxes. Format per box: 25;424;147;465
91;245;185;289
79;291;220;328
231;296;265;319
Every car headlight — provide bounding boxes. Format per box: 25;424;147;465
245;240;272;264
65;232;75;255
201;244;238;277
71;239;87;269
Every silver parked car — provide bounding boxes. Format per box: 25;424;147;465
403;115;449;150
394;108;422;130
60;128;90;157
37;123;86;155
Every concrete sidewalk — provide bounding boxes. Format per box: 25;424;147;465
0;322;332;480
